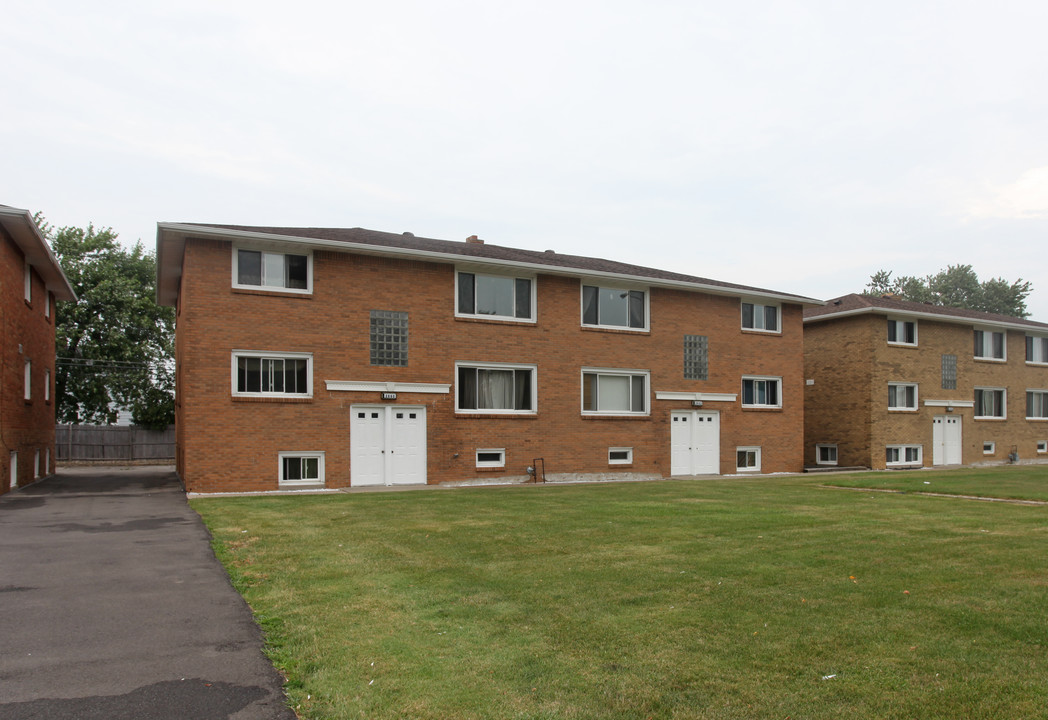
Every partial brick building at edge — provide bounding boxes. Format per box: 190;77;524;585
0;205;77;495
157;223;820;493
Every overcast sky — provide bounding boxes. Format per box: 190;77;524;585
3;1;1047;317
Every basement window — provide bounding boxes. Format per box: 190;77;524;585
279;452;324;486
608;447;633;465
736;447;761;472
476;449;506;468
816;444;838;466
983;442;996;455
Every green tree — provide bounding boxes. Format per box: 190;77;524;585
864;264;1033;318
45;220;175;427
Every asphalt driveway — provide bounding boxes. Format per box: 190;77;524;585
0;466;296;719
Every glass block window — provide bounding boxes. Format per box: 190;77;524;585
941;354;957;390
370;310;409;366
683;335;709;380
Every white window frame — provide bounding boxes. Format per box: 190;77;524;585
974;387;1006;419
24;261;31;303
455;362;537;414
1026;335;1048;365
232;245;313;294
1037;440;1047;454
888;382;918;411
24;360;31;400
278;451;325;486
581;368;650;416
45;448;50;475
9;451;17;490
887;318;917;346
45;291;50;319
231;351;313;398
608;447;633;465
974;328;1006;361
736;446;761;472
816;443;838;466
1026;389;1048;420
983;441;996;455
475;448;506;468
34;451;40;478
455;269;536;323
44;368;50;402
886;445;922;466
742;376;782;408
580;283;649;332
741;301;781;334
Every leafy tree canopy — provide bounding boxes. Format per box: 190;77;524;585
865;265;1033;318
41;217;175;428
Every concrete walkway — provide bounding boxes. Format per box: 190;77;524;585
0;466;295;719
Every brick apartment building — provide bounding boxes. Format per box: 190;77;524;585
156;223;821;493
804;293;1048;470
1;205;77;495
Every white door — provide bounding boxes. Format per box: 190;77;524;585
670;411;720;475
932;415;962;465
351;406;427;486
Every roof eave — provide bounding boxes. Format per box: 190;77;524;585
804;304;1048;332
0;206;77;302
155;222;824;307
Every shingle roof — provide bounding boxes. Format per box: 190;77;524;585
156;222;823;307
805;293;1048;331
0;205;77;302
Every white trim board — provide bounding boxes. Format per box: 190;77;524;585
326;380;451;394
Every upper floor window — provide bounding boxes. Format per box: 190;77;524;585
582;368;649;415
45;292;51;319
974;387;1006;419
456;272;533;321
582;285;646;330
941;354;957;390
888;382;918;411
232;351;312;397
24;261;31;302
24;360;31;400
370;311;409;367
741;302;779;333
234;247;310;292
742;376;781;408
683;335;709;380
457;363;535;413
887;318;916;345
1027;335;1048;365
974;329;1005;361
1027;390;1048;420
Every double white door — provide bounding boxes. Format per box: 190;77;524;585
350;405;427;486
932;415;962;466
670;411;720;475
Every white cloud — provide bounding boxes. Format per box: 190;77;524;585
968;167;1048;220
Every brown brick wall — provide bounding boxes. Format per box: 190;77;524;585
177;238;806;492
805;312;1048;469
1;227;58;494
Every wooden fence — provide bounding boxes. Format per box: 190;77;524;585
56;424;175;462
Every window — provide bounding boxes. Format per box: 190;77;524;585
816;444;838;466
974;388;1006;418
233;352;311;397
45;292;50;319
476;449;506;468
888;383;918;411
24;360;31;400
886;445;922;466
44;369;50;402
742;302;779;332
683;335;709;380
608;447;633;465
742;376;781;408
34;451;40;478
582;285;646;330
370;310;409;366
457;364;535;412
983;442;996;455
9;451;17;490
736;447;761;472
234;248;310;292
457;272;533;321
1027;335;1048;364
974;329;1006;360
887;319;917;345
582;369;649;414
279;452;324;486
941;354;957;390
24;261;31;302
1027;390;1048;420
45;449;50;475
1037;441;1047;454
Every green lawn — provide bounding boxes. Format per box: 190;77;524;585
192;466;1048;719
820;464;1048;501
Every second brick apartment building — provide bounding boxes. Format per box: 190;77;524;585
156;223;821;493
804;293;1048;470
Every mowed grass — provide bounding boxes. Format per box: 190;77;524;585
822;463;1048;501
192;466;1048;719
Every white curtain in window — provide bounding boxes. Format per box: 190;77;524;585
598;374;630;411
479;369;514;409
475;275;514;316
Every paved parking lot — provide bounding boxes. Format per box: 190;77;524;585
0;466;295;719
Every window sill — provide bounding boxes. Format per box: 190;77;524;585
454;316;536;327
1026;361;1048;367
886;342;918;348
232;287;313;300
973;416;1006;421
741;328;781;336
580;326;650;336
973;357;1007;364
1025;417;1048;422
888;408;919;413
232;396;313;404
